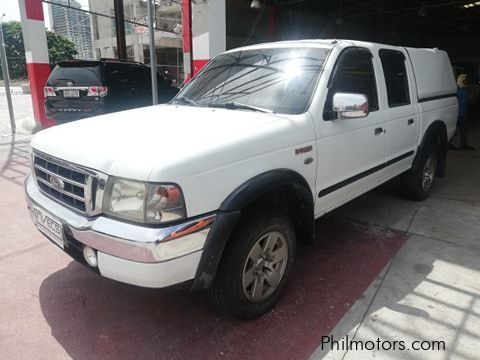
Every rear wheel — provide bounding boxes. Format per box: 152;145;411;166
402;143;438;201
421;153;437;192
208;212;296;320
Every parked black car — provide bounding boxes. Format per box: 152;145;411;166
44;58;178;123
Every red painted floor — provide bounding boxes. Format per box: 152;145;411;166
0;140;408;359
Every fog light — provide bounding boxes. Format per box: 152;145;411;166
83;246;98;267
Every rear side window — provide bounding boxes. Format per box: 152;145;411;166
104;64;130;87
48;65;101;86
324;47;379;120
379;50;410;107
129;66;148;86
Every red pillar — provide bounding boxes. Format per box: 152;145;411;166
185;0;226;78
19;0;55;128
181;0;193;83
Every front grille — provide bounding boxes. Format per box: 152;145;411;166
33;154;89;213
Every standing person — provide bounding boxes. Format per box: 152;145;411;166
456;74;475;151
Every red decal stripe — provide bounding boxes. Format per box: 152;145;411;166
25;0;44;21
26;63;55;128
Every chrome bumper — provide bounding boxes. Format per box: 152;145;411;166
25;174;216;288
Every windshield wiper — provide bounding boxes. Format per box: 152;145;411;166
208;102;273;113
172;96;201;107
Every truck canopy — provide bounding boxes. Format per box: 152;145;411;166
406;47;457;101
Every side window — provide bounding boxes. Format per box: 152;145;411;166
140;68;171;89
105;64;129;88
129;66;148;87
157;71;173;89
379;49;410;107
324;48;379;120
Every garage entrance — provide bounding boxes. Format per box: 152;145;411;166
226;0;480;61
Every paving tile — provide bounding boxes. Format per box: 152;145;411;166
408;206;480;249
313;235;480;360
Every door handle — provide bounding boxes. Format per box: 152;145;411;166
374;127;384;135
408;119;414;125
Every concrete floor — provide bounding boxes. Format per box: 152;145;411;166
312;127;480;359
0;86;36;142
0;113;479;359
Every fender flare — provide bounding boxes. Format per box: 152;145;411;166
219;168;313;211
191;169;315;290
413;121;448;177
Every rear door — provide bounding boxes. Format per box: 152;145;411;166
379;49;419;174
128;65;152;108
314;47;389;215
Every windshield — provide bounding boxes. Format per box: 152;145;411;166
174;47;329;114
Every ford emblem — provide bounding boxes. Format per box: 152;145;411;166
49;175;65;190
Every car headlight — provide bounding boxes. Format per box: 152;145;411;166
103;177;186;224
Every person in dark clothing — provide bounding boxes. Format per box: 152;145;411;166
454;74;475;151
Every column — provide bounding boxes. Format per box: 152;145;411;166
191;0;226;76
19;0;55;128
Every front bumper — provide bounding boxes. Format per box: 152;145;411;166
25;175;216;288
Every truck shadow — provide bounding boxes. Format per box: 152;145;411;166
38;216;410;360
0;135;31;187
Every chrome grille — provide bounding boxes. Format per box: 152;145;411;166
33;154;89;213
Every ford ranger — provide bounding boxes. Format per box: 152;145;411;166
25;40;458;319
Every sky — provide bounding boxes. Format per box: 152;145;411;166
2;0;50;29
2;0;24;22
1;0;90;29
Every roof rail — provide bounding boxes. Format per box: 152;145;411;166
99;58;145;65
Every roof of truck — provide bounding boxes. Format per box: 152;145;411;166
227;39;440;53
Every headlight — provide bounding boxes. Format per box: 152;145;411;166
103;177;186;224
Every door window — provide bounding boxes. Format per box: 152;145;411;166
324;48;379;120
105;64;130;89
129;66;148;87
379;49;410;107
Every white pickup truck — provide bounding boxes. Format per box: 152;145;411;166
25;40;458;319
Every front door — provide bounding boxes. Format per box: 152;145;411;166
313;47;389;216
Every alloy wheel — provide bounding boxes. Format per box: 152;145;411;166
422;153;437;191
242;231;289;302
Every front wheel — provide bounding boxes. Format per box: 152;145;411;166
208;212;296;320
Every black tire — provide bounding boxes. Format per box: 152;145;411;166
401;142;438;201
208;212;296;320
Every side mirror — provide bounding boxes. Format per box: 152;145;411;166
332;92;369;119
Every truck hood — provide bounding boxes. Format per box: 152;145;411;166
31;104;309;181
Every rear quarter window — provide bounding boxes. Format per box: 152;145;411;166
104;64;130;87
129;66;149;86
